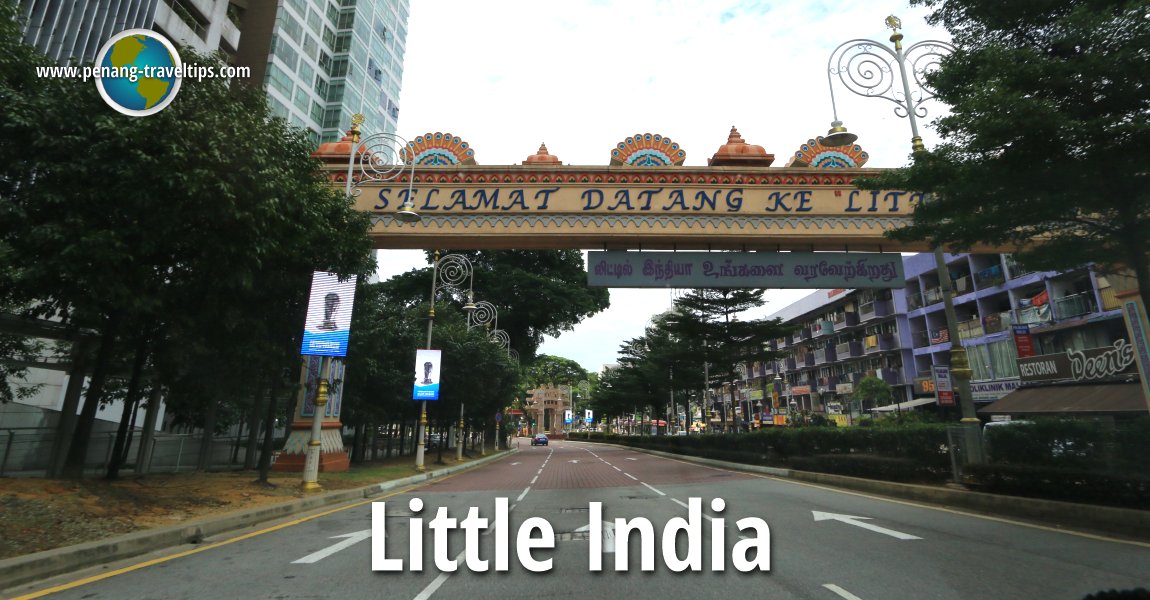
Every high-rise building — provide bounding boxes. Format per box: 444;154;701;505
235;0;409;144
18;0;242;63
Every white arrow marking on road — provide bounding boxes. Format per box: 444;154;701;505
292;529;372;563
510;461;521;465
575;520;616;552
568;459;580;464
812;511;921;540
625;457;638;461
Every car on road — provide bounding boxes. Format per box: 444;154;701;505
531;434;548;446
427;433;443;448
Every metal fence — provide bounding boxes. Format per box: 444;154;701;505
0;428;254;476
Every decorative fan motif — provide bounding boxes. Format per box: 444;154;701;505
790;136;869;168
609;133;686;167
402;132;477;165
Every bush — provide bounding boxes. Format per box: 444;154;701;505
789;454;948;483
964;463;1150;509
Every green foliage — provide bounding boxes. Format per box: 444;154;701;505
852;375;893;411
863;0;1150;309
524;355;587;388
963;463;1150;509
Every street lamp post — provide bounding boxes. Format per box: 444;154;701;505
823;16;983;463
418;252;477;471
466;300;503;460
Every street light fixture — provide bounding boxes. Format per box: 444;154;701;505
343;113;421;223
824;16;983;463
418;251;477;471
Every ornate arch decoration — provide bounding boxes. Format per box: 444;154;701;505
402;132;478;165
788;136;869;168
609;133;687;166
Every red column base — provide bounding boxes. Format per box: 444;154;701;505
271;451;350;473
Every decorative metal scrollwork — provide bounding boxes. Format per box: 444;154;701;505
468;300;498;331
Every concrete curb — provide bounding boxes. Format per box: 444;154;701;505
0;449;515;592
637;447;1150;541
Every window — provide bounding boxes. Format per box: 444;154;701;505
334;32;351;52
297;61;314;85
307;8;322;35
272;37;299;71
322;26;335;49
267;96;290;119
278;13;303;43
302;34;317;58
317;51;332;73
330;56;348;77
322;107;343;129
310;100;324;123
293;86;310;113
338;9;356;29
264;62;293;97
326;81;345;102
314;74;328;98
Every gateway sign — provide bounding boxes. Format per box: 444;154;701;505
587;251;904;289
1017;340;1137;383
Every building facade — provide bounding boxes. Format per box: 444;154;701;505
18;0;242;63
235;0;409;144
749;253;1131;422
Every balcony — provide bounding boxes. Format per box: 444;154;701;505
775;337;788;350
957;318;984;341
1054;292;1096;320
982;311;1013;334
803;354;815;367
835;340;864;358
812;320;835;338
785;357;797;371
1005;257;1035;279
907;293;925;311
865;333;900;353
813;346;837;365
833;312;860;332
799;327;812;341
874;368;904;386
952;275;973;295
913;328;951;347
859;300;892;321
923;287;945;306
1015;305;1050;325
975;264;1006;288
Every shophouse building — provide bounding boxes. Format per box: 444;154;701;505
746;253;1133;423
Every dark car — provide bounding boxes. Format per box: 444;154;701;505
531;434;548;446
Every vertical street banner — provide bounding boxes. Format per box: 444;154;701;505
1012;324;1036;358
932;365;955;407
585;409;593;424
413;349;442;400
1118;291;1150;411
301;272;357;357
564;409;573;425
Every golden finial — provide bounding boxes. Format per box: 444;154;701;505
885;15;901;31
349;113;365;143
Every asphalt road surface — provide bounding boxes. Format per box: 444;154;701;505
11;439;1149;600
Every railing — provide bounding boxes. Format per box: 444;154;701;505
982;310;1013;334
799;327;812;341
907;293;925;311
803;353;815;367
859;299;892;321
1015;305;1049;325
874;368;903;386
835;340;863;358
952;275;972;295
812;320;835;337
957;318;984;341
833;312;860;331
913;328;951;347
785;357;797;371
923;287;945;306
0;429;253;475
1054;292;1095;320
813;347;837;365
1005;257;1035;279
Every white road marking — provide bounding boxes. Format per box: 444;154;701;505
624;473;638;481
613;466;622;471
517;487;531;501
530;475;538;484
412;548;467;600
641;482;665;496
812;511;921;541
823;583;865;600
291;529;371;564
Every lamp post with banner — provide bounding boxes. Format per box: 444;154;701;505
823;17;982;463
415;252;477;471
298;271;357;491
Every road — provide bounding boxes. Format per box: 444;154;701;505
11;439;1149;600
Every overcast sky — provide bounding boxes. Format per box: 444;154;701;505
376;0;951;374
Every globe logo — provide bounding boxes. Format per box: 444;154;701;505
94;29;182;116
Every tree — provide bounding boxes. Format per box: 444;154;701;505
666;289;790;431
383;250;611;359
0;41;374;476
524;355;588;388
852;375;893;419
865;0;1150;310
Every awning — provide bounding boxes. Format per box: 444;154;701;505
977;382;1149;415
871;397;937;413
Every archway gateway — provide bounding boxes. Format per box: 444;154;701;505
313;126;1014;254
